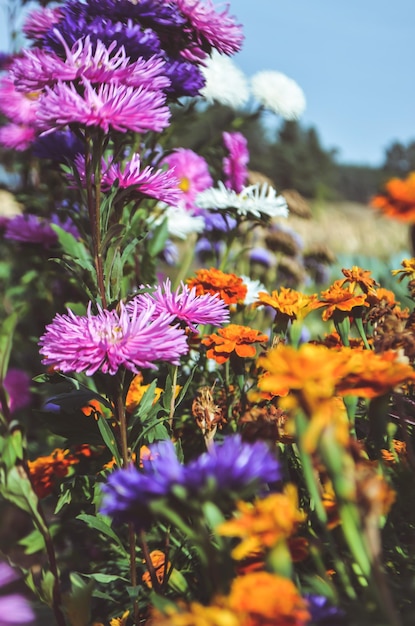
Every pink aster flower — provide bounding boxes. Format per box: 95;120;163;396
23;6;62;40
36;78;170;135
222;131;249;193
39;301;188;376
177;0;244;56
0;562;34;626
0;123;36;151
11;35;171;92
129;277;230;332
0;77;39;125
161;148;212;211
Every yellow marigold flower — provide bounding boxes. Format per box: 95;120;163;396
318;280;369;321
339;266;378;293
28;448;79;498
186;267;247;305
392;258;415;282
125;373;163;413
228;572;310;626
202;324;268;364
253;287;322;321
217;485;306;560
151;602;240;626
109;611;129;626
371;172;415;222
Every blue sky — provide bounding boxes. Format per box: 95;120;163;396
1;0;414;166
233;0;415;165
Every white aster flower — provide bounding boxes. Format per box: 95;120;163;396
200;51;249;109
240;275;266;306
195;181;288;220
151;204;205;240
251;70;306;120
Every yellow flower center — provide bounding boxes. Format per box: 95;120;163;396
179;177;190;192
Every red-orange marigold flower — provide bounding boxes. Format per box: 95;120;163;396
371;172;415;222
142;550;169;588
318;280;369;321
186;267;247;305
202;324;268;364
228;572;310;626
28;448;79;498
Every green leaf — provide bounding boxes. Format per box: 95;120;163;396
62;573;94;626
96;415;121;466
147;217;168;257
18;527;46;555
0;465;45;529
0;311;18;381
77;513;127;554
84;573;129;584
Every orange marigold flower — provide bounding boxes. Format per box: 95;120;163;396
366;287;398;307
392;258;415;282
339;266;378;293
81;398;104;417
217;485;306;560
371;172;415;222
318;280;369;321
228;572;310;626
202;324;268;364
151;602;240;626
254;287;322;321
28;448;79;498
186;267;247;305
142;550;169;588
125;373;163;413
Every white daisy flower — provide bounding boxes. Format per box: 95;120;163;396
195;181;288;220
150;204;205;240
240;275;267;306
251;70;306;120
200;51;249;109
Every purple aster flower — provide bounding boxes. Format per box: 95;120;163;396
37;78;170;135
0;124;36;151
129;277;230;332
100;440;185;529
222;131;249;193
304;595;344;624
85;0;186;30
0;562;34;626
0;52;12;71
176;0;244;56
201;210;237;233
163;57;205;97
32;130;85;162
185;434;281;496
39;300;188;376
4;213;79;247
195;237;224;263
3;369;31;415
161;148;212;211
249;247;275;268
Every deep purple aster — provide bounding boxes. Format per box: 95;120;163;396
4;214;59;247
37;78;170;135
85;0;186;30
39;300;188;376
195;237;224;263
0;562;34;626
129;277;230;332
163;57;205;97
184;434;281;496
222;131;249;193
32;130;85;162
100;440;186;529
249;247;275;268
201;210;237;233
304;595;344;624
3;369;31;415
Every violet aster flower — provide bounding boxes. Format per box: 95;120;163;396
32;130;84;162
100;440;185;530
176;0;244;56
129;277;230;332
37;78;170;135
184;434;281;498
304;595;344;624
0;562;34;626
222;131;249;193
39;300;188;376
163;57;205;97
3;369;31;415
4;213;79;246
161;148;212;211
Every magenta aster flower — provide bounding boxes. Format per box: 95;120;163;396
176;0;244;56
0;562;34;626
0;77;39;125
129;277;230;332
0;124;36;151
161;148;212;211
39;300;188;376
23;6;63;40
3;369;31;414
222;130;249;193
37;78;170;135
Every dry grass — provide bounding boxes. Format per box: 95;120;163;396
287;201;410;259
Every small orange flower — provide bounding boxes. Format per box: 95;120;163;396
318;280;369;321
125;373;163;413
254;287;322;321
339;266;378;293
392;258;415;282
142;550;169;588
202;324;268;364
228;572;310;626
186;267;247;305
28;448;79;498
366;287;398;307
217;485;306;560
81;399;104;417
371;172;415;222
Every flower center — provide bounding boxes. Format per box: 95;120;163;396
179;177;191;192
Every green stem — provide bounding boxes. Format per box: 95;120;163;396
168;366;178;430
